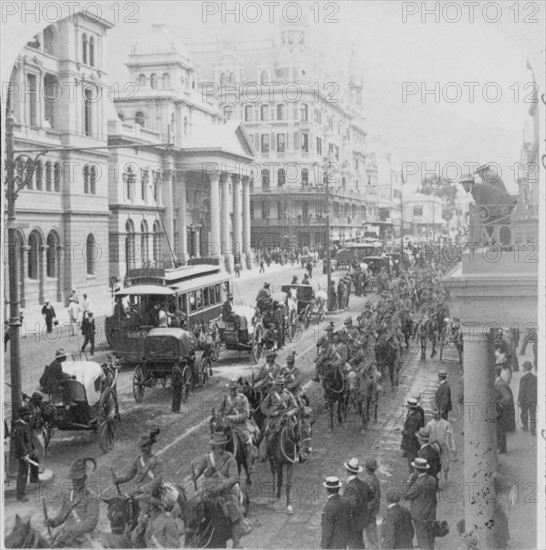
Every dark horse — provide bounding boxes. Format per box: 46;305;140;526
400;310;414;348
415;316;439;359
5;516;49;548
321;363;348;430
375;336;399;392
267;417;312;514
184;495;232;548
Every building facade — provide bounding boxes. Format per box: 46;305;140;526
402;192;444;240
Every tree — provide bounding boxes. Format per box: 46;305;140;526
419;175;458;222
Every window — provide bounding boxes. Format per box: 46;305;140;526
46;231;59;278
244;105;253;122
45;162;53;191
84;88;93;136
302;202;309;217
262;169;270;188
27;74;37;126
82;33;88;64
278;168;285;186
299;104;308;121
89;165;97;194
89;36;95;66
215;284;221;304
54;162;61;192
223;106;233;121
276;104;285;120
302;168;309;186
83;165;89;194
152;220;162;262
278;201;284;219
43;26;58;56
413;206;423;216
261;201;270;218
28;231;41;279
140;169;148;200
316;137;322;156
260;105;269;121
301;133;309;153
162;73;170;88
203;287;210;307
135;111;145;127
43;74;58;128
261;134;270;153
141;221;149;264
86;234;96;275
138;74;146;87
125;220;136;270
342;177;346;188
277;133;285;153
150;74;157;89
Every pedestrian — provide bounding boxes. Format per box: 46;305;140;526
328;281;337;312
435;370;452;421
495;366;515;453
404;457;437;550
234;262;241;278
401;398;424;473
13;403;35;502
416;428;441;481
363;458;381;549
342;458;373;549
28;391;46;472
259;258;265;273
81;293;92;319
41;300;57;333
517;361;537;435
67;297;81;337
381;488;414;550
337;279;347;310
426;408;456;485
320;476;352;549
306;261;313;278
171;362;183;413
81;312;96;356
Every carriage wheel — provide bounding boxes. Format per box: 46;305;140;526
98;387;119;453
43;423;54;449
133;364;146;403
304;305;313;329
105;326;115;348
182;365;192;403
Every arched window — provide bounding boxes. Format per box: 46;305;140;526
152;220;162;263
54;162;61;192
150;74;157;89
90;165;97;194
43;26;58;56
138;74;146;87
125;220;136;271
45;161;53;191
223;106;233;121
84;88;93;136
89;36;95;66
141;220;149;264
46;231;59;278
82;33;88;64
260;105;269;121
244;105;253;122
276;104;285;121
162;73;171;89
86;233;96;275
135;111;145;127
299;104;308;121
83;165;89;194
27;230;41;279
260;70;268;84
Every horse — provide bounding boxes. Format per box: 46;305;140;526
321;363;348;431
400;310;414;348
414;316;438;359
240;380;266;431
375;336;399;391
184;495;232;548
5;516;49;548
266;416;312;515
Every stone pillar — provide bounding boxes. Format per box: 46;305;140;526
209;174;221;261
20;245;28;309
177;172;188;264
242;176;252;269
232;174;242;266
462;327;497;547
221;174;233;272
161;169;175;265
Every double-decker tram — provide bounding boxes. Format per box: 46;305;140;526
105;263;231;364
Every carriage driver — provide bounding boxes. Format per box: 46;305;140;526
46;457;100;547
219;378;259;474
256;282;272;314
259;375;299;461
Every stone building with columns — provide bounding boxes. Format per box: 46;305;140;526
191;18;383;249
5;14;114;311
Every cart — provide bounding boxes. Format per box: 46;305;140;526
132;328;197;403
217;305;264;363
281;284;325;330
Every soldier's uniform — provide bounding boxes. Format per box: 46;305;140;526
282;355;303;404
47;458;100;547
254;351;282;390
131;495;181;548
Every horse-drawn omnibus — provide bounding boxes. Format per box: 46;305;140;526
335;240;384;269
105;263;231;364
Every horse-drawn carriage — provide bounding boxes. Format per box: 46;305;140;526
39;357;121;453
132;328;197;402
281;284;326;330
217;305;264;363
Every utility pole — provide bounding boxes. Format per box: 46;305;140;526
325;152;333;310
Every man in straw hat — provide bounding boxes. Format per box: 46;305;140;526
416;428;441;482
320;476;352;549
404;457;438;550
426;408;456;485
343;458;374;549
39;349;71;394
45;457;99;546
401;398;424;473
381;487;414;550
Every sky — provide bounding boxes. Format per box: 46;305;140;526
2;1;544;196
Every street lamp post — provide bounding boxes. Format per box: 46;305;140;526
324;152;333;311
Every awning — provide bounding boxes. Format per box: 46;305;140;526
115;285;175;297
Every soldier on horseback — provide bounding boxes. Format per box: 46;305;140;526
219;378;259;474
254;350;282;391
341;317;360;356
259;375;299;460
281;352;307;407
131;494;182;548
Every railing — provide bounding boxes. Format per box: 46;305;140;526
467;202;538;247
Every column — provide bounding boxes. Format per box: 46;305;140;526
161;170;175;265
242;176;252;269
232;174;242;267
221;174;233;272
177;172;188;264
209;174;221;261
462;327;497;548
193;228;200;259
